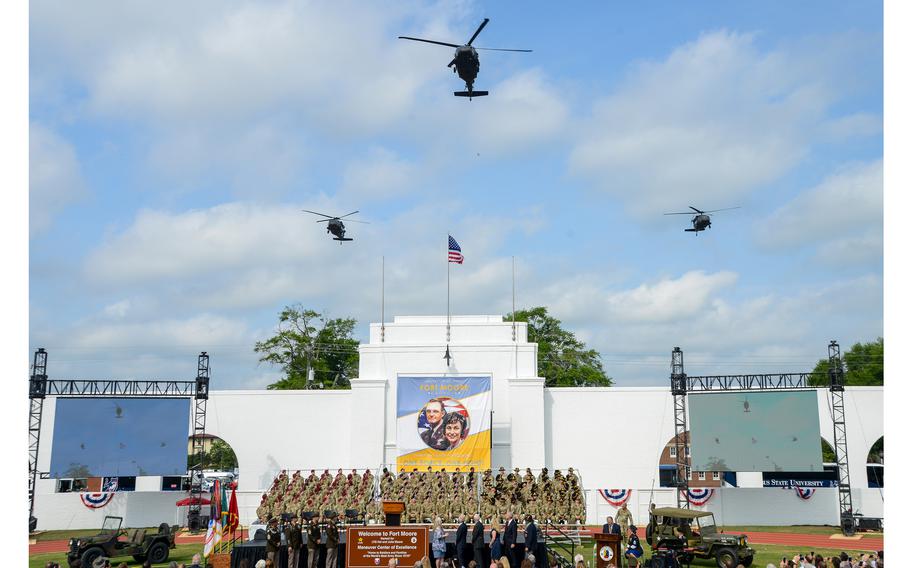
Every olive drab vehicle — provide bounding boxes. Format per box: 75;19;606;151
646;507;754;567
66;516;179;567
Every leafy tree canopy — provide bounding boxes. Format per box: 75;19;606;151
808;338;883;387
254;305;359;390
189;438;238;471
505;306;613;387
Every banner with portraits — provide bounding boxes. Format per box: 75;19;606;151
396;376;492;472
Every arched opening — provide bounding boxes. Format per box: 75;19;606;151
821;438;836;464
656;431;726;488
867;436;883;488
187;434;239;489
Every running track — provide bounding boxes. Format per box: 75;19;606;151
30;529;882;556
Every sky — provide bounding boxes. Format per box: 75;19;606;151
27;1;885;389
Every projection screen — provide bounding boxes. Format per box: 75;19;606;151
688;390;823;472
50;398;191;478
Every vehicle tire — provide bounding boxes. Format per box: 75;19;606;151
81;547;104;567
740;555;754;567
645;523;653;544
714;547;737;568
147;541;170;564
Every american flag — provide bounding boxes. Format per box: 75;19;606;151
448;235;463;264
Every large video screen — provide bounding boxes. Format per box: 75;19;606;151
688;391;822;472
50;398;191;478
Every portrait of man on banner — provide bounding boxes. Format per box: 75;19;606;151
418;397;470;451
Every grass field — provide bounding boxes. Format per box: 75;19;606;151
29;543;204;568
571;536;880;568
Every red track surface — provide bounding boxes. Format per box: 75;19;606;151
31;529;882;556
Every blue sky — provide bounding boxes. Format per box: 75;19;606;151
27;1;884;388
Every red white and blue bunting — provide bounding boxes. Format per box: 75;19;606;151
598;489;632;507
682;488;714;506
80;492;115;509
794;487;816;500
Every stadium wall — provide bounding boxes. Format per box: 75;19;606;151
32;316;884;530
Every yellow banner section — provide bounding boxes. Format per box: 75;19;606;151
396;429;491;472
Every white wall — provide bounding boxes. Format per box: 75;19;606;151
32;315;885;530
34;492;186;531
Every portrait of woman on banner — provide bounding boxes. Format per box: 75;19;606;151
441;410;469;451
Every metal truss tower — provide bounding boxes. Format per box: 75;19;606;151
670;347;689;509
188;352;210;529
827;341;855;535
28;348;48;531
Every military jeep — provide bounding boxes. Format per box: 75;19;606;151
66;515;179;567
646;507;754;567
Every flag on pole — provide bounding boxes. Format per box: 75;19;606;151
448;235;463;264
213;518;223;548
220;481;229;528
226;487;240;534
203;519;216;557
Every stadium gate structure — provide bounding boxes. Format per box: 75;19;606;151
27;348;211;532
670;340;856;535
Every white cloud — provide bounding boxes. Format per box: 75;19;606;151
755;160;882;255
29;123;87;235
568;30;878;215
32;1;462;133
340;147;420;201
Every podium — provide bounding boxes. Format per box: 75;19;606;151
594;533;623;568
382;500;405;526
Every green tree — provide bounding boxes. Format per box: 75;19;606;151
505;306;613;387
188;439;238;471
807;338;883;387
254;305;359;389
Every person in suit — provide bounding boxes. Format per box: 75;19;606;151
523;516;537;566
502;511;518;567
601;516;621;536
455;514;468;568
472;513;486;567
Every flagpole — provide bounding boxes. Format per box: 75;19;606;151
447;234;451;343
381;256;385;343
513;256;518;379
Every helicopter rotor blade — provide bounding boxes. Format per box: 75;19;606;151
398;36;461;48
345;220;370;225
466;18;490;46
315;219;333;223
301;209;336;219
702;206;741;214
689;206;705;214
337;210;360;219
475;47;533;52
664;212;696;216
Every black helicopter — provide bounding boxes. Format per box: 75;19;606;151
664;206;741;234
301;209;368;243
398;18;531;99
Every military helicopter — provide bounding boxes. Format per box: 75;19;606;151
664;206;741;234
301;210;368;243
398;18;532;99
